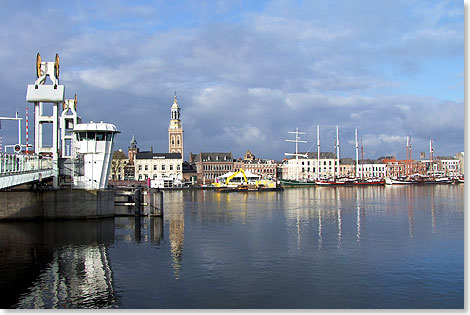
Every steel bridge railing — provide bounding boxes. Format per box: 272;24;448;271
0;153;53;176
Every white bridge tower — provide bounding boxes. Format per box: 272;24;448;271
26;53;64;188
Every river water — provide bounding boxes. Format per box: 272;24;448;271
0;185;464;309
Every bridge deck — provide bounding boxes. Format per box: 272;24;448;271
0;153;54;189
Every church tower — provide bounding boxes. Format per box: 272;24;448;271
168;93;184;159
128;133;138;165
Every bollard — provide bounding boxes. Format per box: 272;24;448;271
149;188;163;216
134;188;142;216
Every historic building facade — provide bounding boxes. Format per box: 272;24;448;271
189;152;234;184
168;94;184;160
283;152;338;180
134;151;183;187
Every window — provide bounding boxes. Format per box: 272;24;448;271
96;132;105;141
77;132;86;141
162;165;165;171
177;164;181;171
86;131;95;140
106;133;113;141
138;165;142;171
145;165;148;171
170;164;173;170
154;165;157;171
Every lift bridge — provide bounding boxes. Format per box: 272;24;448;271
0;53;63;189
0;153;54;189
0;53;118;190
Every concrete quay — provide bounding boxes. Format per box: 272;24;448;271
0;187;163;221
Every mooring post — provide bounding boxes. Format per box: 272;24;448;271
148;188;163;216
134;187;142;216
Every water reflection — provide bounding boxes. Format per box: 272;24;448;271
0;219;117;308
0;185;463;309
277;185;464;252
165;191;185;280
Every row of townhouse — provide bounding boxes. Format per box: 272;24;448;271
110;147;464;185
280;154;463;180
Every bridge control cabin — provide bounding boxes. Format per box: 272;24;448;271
73;122;120;190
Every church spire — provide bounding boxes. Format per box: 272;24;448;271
130;133;137;148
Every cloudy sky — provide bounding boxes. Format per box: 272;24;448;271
0;0;464;161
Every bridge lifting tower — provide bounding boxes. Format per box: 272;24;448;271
26;53;65;189
60;94;81;158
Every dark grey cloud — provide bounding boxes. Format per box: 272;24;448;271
0;0;463;161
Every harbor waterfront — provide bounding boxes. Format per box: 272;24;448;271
0;185;463;309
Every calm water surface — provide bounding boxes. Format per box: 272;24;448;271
0;185;464;308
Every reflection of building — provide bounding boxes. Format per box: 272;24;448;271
12;219;116;308
17;245;116;308
169;204;184;280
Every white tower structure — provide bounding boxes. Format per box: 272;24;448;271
168;93;183;159
73;122;120;189
60;94;81;158
26;53;64;188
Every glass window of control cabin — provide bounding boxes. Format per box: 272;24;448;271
96;132;105;141
106;133;113;141
77;132;86;141
86;131;96;140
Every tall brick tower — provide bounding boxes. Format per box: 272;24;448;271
168;93;183;159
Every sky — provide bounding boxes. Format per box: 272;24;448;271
0;0;465;161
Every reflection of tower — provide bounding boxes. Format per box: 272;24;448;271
169;207;184;279
168;93;184;160
407;186;414;237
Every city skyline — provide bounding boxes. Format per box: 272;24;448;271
0;0;464;161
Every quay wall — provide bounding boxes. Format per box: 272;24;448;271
0;189;114;220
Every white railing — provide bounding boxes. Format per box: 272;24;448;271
0;153;53;175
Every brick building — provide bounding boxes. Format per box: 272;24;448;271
189;152;234;184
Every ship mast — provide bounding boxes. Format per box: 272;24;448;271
336;125;340;179
430;138;434;177
355;128;359;179
317;125;320;179
285;127;307;180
